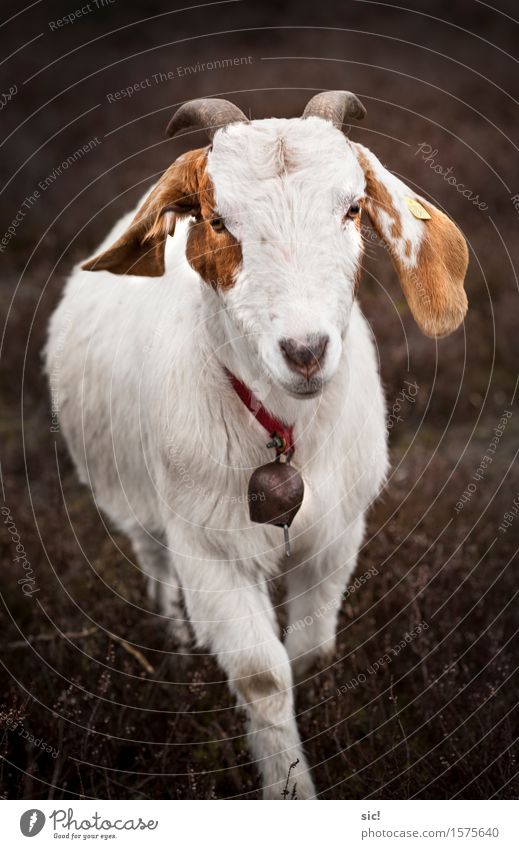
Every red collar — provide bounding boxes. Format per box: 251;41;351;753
225;369;295;458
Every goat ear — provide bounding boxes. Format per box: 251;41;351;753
82;151;204;277
353;143;469;338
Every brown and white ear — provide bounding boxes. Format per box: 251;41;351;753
82;151;204;277
353;143;469;338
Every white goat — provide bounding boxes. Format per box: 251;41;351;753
45;93;468;799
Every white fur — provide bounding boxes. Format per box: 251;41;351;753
45;117;388;799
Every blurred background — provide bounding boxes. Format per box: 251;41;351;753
0;0;518;799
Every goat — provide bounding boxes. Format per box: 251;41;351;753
45;92;468;799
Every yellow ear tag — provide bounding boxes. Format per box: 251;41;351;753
405;196;431;220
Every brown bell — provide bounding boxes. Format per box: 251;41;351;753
248;461;304;528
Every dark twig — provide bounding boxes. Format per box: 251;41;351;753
281;758;300;799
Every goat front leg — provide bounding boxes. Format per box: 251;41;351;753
284;517;365;682
169;534;315;799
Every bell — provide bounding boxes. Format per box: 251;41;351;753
248;461;304;528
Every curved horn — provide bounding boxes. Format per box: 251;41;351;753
165;98;248;140
302;91;366;128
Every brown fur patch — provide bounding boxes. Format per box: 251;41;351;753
183;153;242;289
234;666;290;724
355;145;468;338
82;147;242;287
238;669;281;701
357;148;403;242
402;200;468;338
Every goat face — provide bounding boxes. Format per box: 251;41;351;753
206;118;365;397
83;94;469;394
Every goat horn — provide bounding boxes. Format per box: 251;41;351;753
302;91;366;128
165;98;249;140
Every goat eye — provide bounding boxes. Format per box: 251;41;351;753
210;217;226;232
347;202;361;219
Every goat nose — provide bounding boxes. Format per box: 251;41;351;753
279;335;329;379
